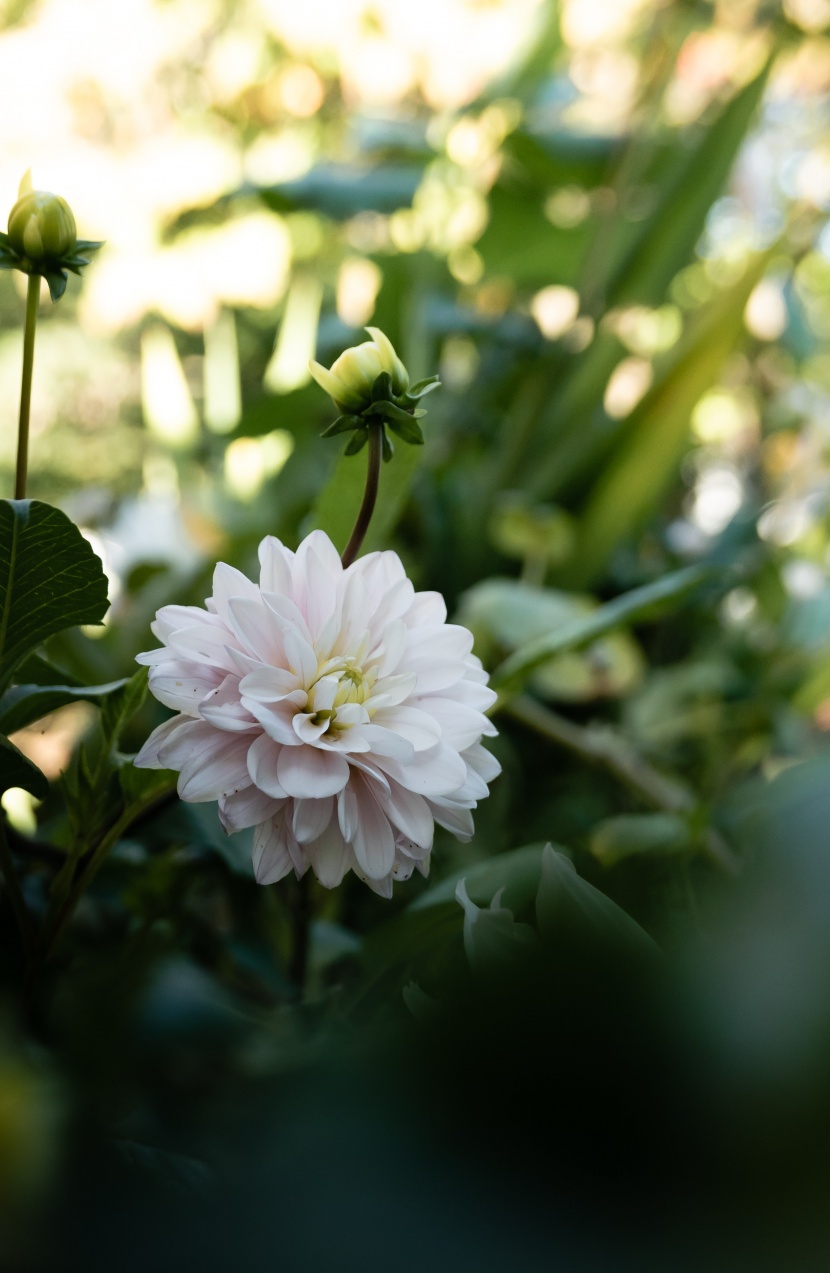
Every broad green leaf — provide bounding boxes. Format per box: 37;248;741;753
310;441;424;554
0;500;109;695
0;679;127;736
0;734;49;799
491;565;709;695
589;813;692;866
535;844;658;954
568;251;772;585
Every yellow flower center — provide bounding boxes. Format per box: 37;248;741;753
307;656;377;729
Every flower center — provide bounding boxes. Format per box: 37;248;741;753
307;656;377;730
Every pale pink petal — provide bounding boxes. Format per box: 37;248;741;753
404;591;447;627
364;673;418;711
219;786;285;833
226;597;285;665
337;785;359;842
407;697;493;751
177;732;252;803
211;562;261;620
359;724;415;762
381;742;467;797
351;774;395;880
243;692;306;745
147;661;224;715
261;593;313;646
277;745;350;798
283;629;317;686
293;713;330;744
292;796;334;844
167;624;242;672
247;734;288;798
370;705;442;751
238;666;301;702
379;779;434;849
252;817;295;885
429;801;475;841
134;714;190;768
307;821;352;889
199;675;259;733
258;536;294;595
370;619;406;679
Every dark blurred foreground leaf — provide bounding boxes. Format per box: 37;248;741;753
0;733;48;798
0;500;109;695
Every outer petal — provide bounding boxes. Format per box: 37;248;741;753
307;821;352;889
277;745;350;798
292;796;334;844
247;734;288;798
252;817;296;885
351;773;395;880
147;661;224;715
219;785;285;833
134;714;190;769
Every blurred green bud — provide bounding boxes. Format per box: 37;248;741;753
311;325;440;462
8;189;76;261
310;326;409;411
0;171;103;302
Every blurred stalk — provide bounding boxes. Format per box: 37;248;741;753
14;276;39;500
341;421;383;568
0;819;35;961
506;694;740;875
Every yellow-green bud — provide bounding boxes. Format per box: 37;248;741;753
8;189;77;262
309;326;409;411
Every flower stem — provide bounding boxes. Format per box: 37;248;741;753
14;275;40;501
0;817;36;962
341;421;383;568
288;871;312;991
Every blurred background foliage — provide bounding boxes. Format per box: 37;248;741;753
3;0;830;1265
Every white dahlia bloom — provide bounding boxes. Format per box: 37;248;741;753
134;531;500;897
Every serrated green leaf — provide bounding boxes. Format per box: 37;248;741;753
0;500;109;695
101;667;148;749
0;679;128;735
0;734;49;799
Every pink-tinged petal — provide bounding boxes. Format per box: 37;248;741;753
314;728;371;754
361;871;394;899
168;624;243;672
226;647;267;678
226;597;285;665
261;592;313;646
258;535;294;596
351;774;395;880
371;619;406;679
148;661;224;715
293;713;330;744
211;562;260;621
134;714;190;768
429;800;475;841
309;675;338;713
415;677;497;713
252;818;295;885
283;628;317;686
292;796;334;844
406;623;473;661
155;718;212;769
243;691;306;745
136;646;173;667
247;734;288;798
359;724;415;762
277;745;350;798
372;578;414;630
199;675;259;733
219;787;285;834
294;532;341;637
404;591;447;627
464;741;502;784
370;705;442;751
337;785;359;842
364;672;418;711
334;574;369;656
151;604;224;644
407;697;491;751
379;779;434;849
238;666;301;702
330;702;369;728
307;822;351;889
381;742;467;797
177;732;252;803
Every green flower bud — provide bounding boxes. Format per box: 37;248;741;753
0;171;103;302
309;326;409;412
8;189;77;262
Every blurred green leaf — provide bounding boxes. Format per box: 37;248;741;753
0;500;109;695
0;679;128;735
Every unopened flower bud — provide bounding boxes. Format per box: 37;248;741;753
310;326;409;412
8;189;76;262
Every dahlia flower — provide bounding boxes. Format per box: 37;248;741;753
134;531;500;896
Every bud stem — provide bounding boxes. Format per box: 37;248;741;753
14;275;39;500
341;421;383;568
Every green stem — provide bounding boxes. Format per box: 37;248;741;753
14;275;40;501
341;422;383;568
0;817;36;961
39;780;176;964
